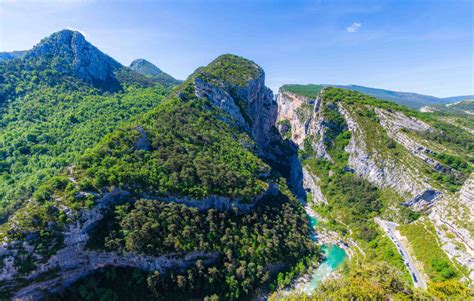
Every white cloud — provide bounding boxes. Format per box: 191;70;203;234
347;22;361;33
66;27;89;38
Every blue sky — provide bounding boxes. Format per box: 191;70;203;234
1;0;472;97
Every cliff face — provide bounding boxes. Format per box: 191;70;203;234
275;86;471;208
429;174;474;281
338;103;433;199
276;90;330;160
193;58;283;159
275;87;433;204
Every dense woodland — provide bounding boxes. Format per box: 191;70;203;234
80;188;317;300
0;50;320;300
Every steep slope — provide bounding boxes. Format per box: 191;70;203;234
0;30;170;222
0;55;316;300
129;58;181;87
325;84;450;109
0;29;154;108
276;84;473;297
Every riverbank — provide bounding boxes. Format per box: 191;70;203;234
278;205;349;295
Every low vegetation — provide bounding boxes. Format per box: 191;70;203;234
398;220;460;283
280;84;322;99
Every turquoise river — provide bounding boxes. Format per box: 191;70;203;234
303;211;347;292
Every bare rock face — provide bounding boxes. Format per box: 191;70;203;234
275;89;334;203
303;168;327;204
338;103;431;197
277;90;310;145
402;189;442;209
194;76;249;129
25;29;122;85
429;175;474;281
375;108;450;174
244;72;280;155
143;183;280;213
193;67;282;159
133;125;151;151
276;90;331;160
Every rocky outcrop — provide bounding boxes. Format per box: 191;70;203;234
194;76;248;129
338;103;432;197
276;90;330;160
26;29;122;84
143;183;280;213
429;175;474;281
1;189;219;300
134;125;151;151
303;168;327;204
402;189;442;210
375;108;451;174
194;65;285;161
13;251;218;300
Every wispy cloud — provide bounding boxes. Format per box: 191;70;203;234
347;22;361;33
66;27;89;38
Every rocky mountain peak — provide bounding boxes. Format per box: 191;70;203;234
190;54;283;156
25;29;122;83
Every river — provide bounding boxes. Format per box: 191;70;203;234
302;208;347;293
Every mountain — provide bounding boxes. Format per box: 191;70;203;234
24;29;156;91
0;30;172;222
129;58;181;87
0;54;315;300
325;84;452;109
0;50;26;62
442;95;474;103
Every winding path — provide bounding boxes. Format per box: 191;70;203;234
375;218;427;289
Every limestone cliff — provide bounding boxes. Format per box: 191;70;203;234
429;174;474;281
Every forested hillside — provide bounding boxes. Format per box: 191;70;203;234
0;30;171;222
0;35;317;299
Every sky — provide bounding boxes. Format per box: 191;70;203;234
0;0;472;97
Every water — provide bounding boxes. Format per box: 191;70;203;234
303;245;347;293
303;211;347;293
309;215;318;228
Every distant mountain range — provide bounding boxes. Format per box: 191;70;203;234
421;100;474;116
0;50;26;62
325;84;473;109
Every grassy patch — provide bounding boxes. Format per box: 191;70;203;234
281;84;322;98
398;220;459;282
